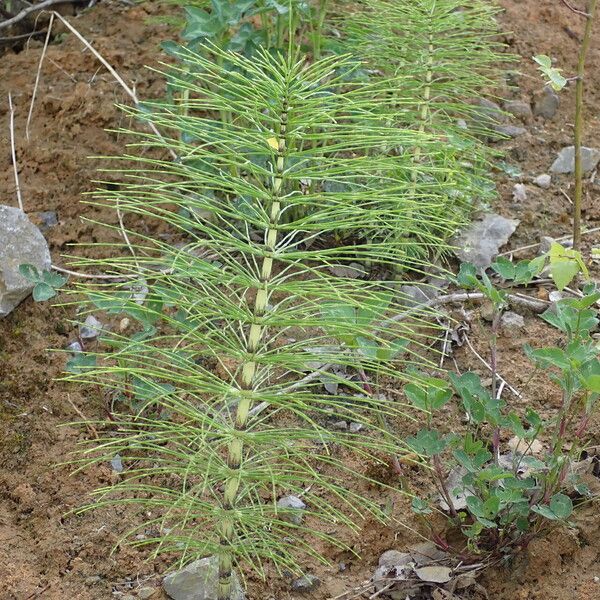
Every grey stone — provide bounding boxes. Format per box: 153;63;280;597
512;184;528;202
137;588;156;599
66;341;83;353
291;574;320;593
378;550;412;568
500;311;525;331
331;420;348;431
539;236;555;254
550;146;600;174
163;557;244;600
503;100;533;121
0;205;51;317
452;213;520;270
34;210;58;233
276;495;307;525
349;422;365;433
494;124;527;138
80;314;103;339
533;86;560;120
470;98;504;134
533;174;552;189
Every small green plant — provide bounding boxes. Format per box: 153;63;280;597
18;264;66;301
408;259;599;558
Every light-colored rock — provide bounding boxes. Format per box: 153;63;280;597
512;184;528;202
291;574;320;593
539;236;555;254
533;174;552;189
0;205;51;317
550;146;600;174
163;557;244;600
452;213;520;270
500;311;525;331
533;86;560;120
277;495;307;525
378;550;412;568
80;314;103;339
494;124;527;138
137;588;157;599
503;100;533;121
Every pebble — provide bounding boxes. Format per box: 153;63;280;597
0;205;51;317
494;124;527;138
331;420;348;430
550;146;600;174
137;588;156;599
80;315;103;339
66;341;83;353
291;574;320;593
533;86;560;120
36;210;58;232
500;311;525;332
539;236;555;254
533;173;552;189
503;100;533;121
512;184;528;202
276;495;307;525
378;550;412;568
349;422;365;433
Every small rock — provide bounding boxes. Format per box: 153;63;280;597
35;210;59;232
349;422;365;433
503;100;533;121
378;550;412;568
549;290;564;303
456;118;468;129
470;98;504;134
452;213;520;270
539;236;555;254
80;315;102;339
399;284;438;309
550;146;600;174
512;184;528;202
84;575;102;586
291;574;320;593
533;174;552;189
533;86;560;120
0;205;51;317
500;311;525;331
277;495;307;525
331;420;348;431
111;454;124;473
66;341;83;353
163;557;244;600
494;124;527;138
137;588;156;599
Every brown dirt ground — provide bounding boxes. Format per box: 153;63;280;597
0;1;599;599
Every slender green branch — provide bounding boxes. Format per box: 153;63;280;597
573;0;598;249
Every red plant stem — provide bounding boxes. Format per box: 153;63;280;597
576;414;591;437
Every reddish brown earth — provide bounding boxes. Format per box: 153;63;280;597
0;1;599;599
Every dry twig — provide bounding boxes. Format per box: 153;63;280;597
8;92;24;211
0;0;65;31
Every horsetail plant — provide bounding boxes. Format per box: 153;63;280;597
343;0;508;249
65;46;457;598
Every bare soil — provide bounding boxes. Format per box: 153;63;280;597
0;1;599;599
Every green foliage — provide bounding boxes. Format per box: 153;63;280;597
408;274;600;557
18;264;67;302
533;55;568;91
342;0;508;244
65;46;456;596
